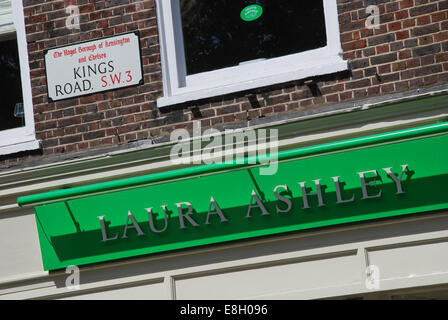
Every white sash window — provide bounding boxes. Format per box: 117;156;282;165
0;0;38;155
156;0;348;108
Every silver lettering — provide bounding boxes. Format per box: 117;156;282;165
146;206;169;233
205;197;228;224
122;211;144;238
332;176;355;204
176;202;199;229
245;190;270;218
273;185;292;213
298;179;325;209
383;164;408;194
358;170;382;199
98;216;118;242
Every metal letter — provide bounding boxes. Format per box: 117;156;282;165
146;206;169;233
205;197;228;224
298;179;325;209
273;185;292;213
176;202;199;229
122;211;145;238
358;170;382;199
331;176;355;204
383;164;408;194
98;216;118;242
245;190;270;218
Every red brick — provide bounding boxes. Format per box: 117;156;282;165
376;44;390;54
388;21;402;32
4;0;447;168
400;0;414;10
417;15;431;25
396;30;410;40
434;31;448;42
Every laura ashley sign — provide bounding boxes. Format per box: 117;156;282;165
99;165;409;242
44;32;143;101
30;130;448;271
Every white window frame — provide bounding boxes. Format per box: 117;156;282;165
0;0;39;156
156;0;348;108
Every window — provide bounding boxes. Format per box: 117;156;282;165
156;0;347;107
0;0;38;155
0;37;24;131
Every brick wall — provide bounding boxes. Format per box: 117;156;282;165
1;0;447;168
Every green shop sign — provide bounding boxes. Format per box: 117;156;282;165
18;122;448;271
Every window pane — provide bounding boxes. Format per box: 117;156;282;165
180;0;327;75
0;38;24;131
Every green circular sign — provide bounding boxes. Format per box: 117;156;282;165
240;4;263;22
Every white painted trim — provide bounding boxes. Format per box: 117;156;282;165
0;139;40;156
0;0;13;35
164;276;176;300
0;1;39;155
2;212;448;299
158;57;348;107
156;0;347;108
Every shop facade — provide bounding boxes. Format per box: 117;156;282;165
0;0;448;299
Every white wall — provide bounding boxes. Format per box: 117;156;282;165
0;210;43;279
1;208;448;300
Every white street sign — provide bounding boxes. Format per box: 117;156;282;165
45;32;143;102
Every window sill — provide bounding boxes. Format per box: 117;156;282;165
0;139;41;156
157;55;348;108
